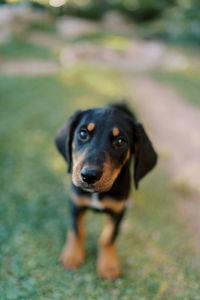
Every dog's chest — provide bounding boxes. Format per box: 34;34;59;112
90;193;102;210
72;192;128;213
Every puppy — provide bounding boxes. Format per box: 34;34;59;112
54;104;157;280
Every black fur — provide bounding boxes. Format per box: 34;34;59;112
54;110;83;172
133;123;158;189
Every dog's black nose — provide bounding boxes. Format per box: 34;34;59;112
81;167;102;184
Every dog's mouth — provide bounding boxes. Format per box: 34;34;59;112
81;181;96;192
77;175;108;193
78;180;112;193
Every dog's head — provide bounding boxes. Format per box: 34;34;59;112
54;104;157;192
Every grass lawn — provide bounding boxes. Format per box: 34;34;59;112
153;70;200;108
0;65;200;300
0;36;55;59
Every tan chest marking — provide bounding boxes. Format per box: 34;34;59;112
71;192;127;213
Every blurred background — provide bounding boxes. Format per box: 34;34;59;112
0;1;200;299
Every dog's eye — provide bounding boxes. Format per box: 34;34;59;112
114;136;126;147
79;129;88;140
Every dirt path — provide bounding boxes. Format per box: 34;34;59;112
0;59;59;75
129;76;200;248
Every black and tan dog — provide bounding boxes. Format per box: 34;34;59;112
54;104;157;280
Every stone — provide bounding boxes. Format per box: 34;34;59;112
57;16;98;38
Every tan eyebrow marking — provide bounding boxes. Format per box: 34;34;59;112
112;127;119;136
87;122;95;131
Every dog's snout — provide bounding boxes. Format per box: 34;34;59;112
81;167;102;184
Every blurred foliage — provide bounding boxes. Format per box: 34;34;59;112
138;0;200;44
32;0;200;44
163;0;200;43
30;0;175;21
0;0;199;43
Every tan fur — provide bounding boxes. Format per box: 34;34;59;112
97;216;121;280
99;216;114;246
102;198;126;213
72;150;87;187
93;159;121;192
72;192;127;213
72;149;131;192
93;150;131;192
71;193;90;207
125;148;131;162
61;212;85;269
112;127;119;136
87;122;95;131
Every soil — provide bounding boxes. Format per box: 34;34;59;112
0;59;59;75
130;76;200;249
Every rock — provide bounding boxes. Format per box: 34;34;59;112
57;17;99;38
60;43;99;66
59;41;123;66
28;31;66;49
125;40;165;70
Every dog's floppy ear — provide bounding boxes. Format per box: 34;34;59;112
133;123;158;189
54;110;83;173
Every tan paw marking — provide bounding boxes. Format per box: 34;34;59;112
61;230;84;270
97;244;121;280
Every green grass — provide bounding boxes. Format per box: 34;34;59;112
28;22;58;35
0;66;200;300
0;36;55;59
153;70;200;108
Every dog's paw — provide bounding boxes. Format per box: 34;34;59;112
61;242;84;270
97;245;121;280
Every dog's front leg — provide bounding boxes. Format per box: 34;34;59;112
97;210;125;280
61;201;86;270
